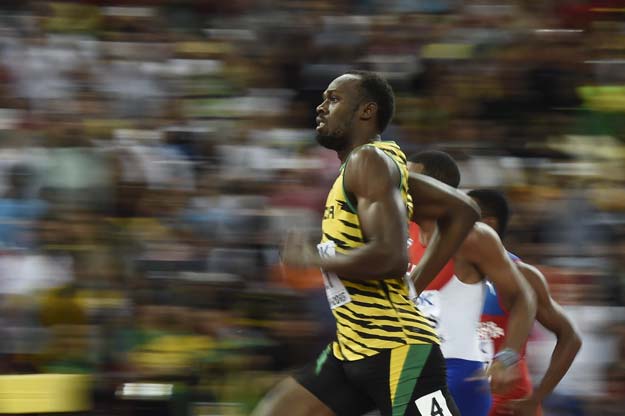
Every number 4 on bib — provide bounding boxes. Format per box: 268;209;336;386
414;390;453;416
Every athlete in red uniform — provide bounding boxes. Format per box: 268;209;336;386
471;189;582;416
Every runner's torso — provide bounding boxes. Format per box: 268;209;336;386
407;223;486;361
320;141;439;361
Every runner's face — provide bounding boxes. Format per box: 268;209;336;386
315;75;362;151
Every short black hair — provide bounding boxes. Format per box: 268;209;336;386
346;70;395;133
467;189;510;238
407;150;460;188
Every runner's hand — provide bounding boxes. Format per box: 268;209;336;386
281;230;320;268
486;360;520;395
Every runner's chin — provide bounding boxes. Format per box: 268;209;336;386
315;133;347;151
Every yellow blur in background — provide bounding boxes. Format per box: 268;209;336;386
0;374;90;413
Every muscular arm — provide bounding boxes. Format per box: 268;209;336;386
517;262;582;402
319;146;409;280
461;224;536;355
408;173;480;293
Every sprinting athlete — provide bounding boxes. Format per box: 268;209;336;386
251;72;479;416
471;189;582;416
406;150;536;415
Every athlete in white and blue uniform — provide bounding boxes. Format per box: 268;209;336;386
406;151;536;416
408;221;491;416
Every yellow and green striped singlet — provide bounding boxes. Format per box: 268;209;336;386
319;141;439;361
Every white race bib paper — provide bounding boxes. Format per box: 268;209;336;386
317;241;352;309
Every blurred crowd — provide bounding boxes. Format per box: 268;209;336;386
0;0;623;415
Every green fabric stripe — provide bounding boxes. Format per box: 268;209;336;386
385;151;404;191
393;344;432;416
315;345;331;375
341;171;358;214
340;147;359;214
367;143;404;191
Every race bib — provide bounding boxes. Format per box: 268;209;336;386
317;241;351;309
414;390;453;416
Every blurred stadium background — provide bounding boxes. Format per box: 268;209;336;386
0;0;623;415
